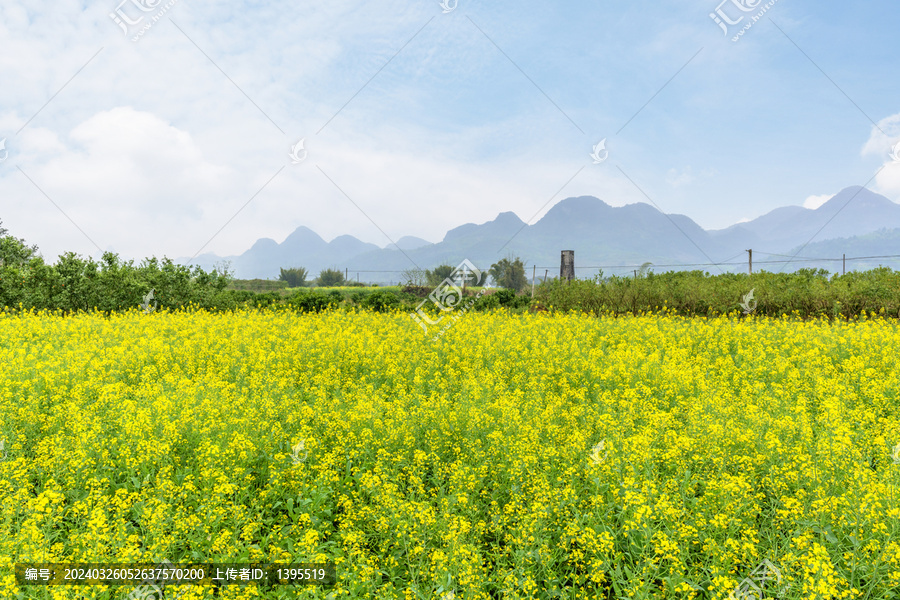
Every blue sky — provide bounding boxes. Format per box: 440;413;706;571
1;0;899;265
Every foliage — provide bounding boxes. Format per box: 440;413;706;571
534;267;900;319
316;268;345;287
426;264;454;287
287;289;339;313
228;279;289;292
0;247;235;314
401;285;432;298
489;256;528;292
5;225;900;320
401;267;428;287
0;220;38;268
278;267;309;288
359;289;400;312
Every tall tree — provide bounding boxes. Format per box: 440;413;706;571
489;256;527;292
316;268;345;287
279;267;308;288
426;265;454;287
0;219;38;267
401;267;428;287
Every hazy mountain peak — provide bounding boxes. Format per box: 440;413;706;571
389;236;432;250
819;186;897;211
493;211;526;226
282;226;327;247
179;188;900;280
249;237;278;250
443;211;526;242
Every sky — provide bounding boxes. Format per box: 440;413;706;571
1;0;899;266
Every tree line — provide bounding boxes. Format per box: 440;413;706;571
7;220;900;319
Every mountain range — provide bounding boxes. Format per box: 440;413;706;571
178;186;900;281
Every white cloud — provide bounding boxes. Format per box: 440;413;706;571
862;113;900;157
803;194;832;210
665;166;716;189
862;113;900;200
666;167;694;188
1;1;898;269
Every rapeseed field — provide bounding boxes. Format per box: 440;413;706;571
1;308;899;599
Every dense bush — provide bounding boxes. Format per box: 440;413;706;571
287;290;339;313
534;268;900;319
363;290;400;312
0;249;234;314
401;285;431;298
4;221;900;320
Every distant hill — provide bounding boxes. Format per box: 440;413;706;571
783;227;900;273
179;186;900;281
708;186;900;251
388;236;432;251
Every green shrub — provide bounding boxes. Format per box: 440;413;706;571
476;293;500;311
289;290;335;313
495;288;517;306
363;290;399;312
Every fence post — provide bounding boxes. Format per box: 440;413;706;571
843;254;845;275
747;249;752;274
560;250;575;282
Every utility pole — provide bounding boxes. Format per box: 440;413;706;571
843;253;846;275
746;249;752;274
532;265;536;298
345;268;348;282
544;269;548;284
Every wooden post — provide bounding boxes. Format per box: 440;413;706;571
843;253;845;275
560;250;575;281
532;265;536;298
747;249;752;274
544;269;548;283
